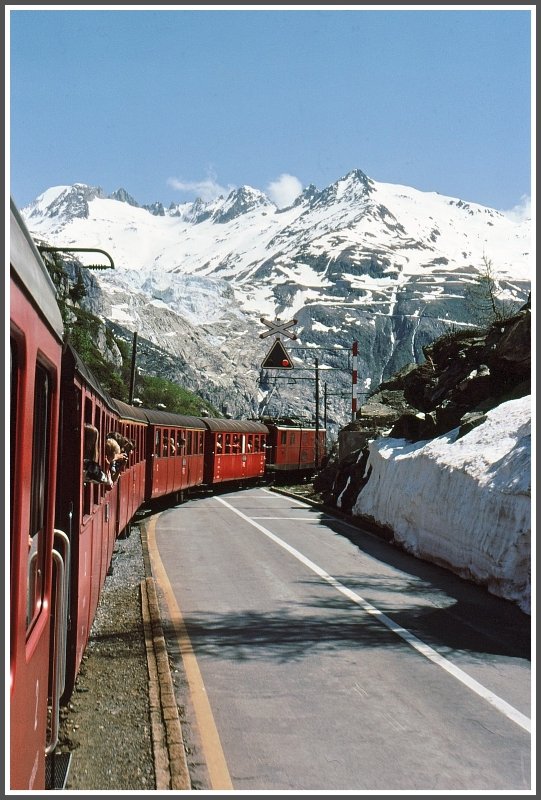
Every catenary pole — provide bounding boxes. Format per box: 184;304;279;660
129;331;138;404
315;358;320;467
351;340;358;421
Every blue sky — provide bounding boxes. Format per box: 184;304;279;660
8;5;533;214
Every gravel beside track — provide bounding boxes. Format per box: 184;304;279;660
57;520;164;790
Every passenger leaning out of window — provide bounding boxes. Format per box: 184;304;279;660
105;436;128;483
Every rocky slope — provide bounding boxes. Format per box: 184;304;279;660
318;298;531;503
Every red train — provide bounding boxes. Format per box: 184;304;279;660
9;198;326;790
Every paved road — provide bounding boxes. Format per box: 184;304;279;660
147;487;531;792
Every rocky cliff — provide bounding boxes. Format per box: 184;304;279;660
316;297;531;512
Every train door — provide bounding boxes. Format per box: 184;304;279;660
10;334;60;790
151;426;167;497
176;428;186;489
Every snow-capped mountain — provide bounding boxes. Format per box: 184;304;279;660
20;170;531;428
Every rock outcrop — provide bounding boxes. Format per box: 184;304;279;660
316;300;531;513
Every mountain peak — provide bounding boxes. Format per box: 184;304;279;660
300;168;373;212
25;183;104;222
108;188;139;207
212;185;275;224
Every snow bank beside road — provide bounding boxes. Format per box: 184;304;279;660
352;396;532;613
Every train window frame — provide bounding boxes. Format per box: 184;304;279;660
9;336;20;580
83;401;94;517
26;359;53;634
10;333;23;663
162;428;169;457
95;406;105;499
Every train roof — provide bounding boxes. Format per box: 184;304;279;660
201;418;269;434
261;416;320;430
112;398;149;423
10;198;64;341
142;408;207;428
64;344;119;414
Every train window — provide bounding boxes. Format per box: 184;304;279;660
94;407;104;499
155;429;161;457
216;433;223;453
163;429;170;457
186;430;192;456
27;363;52;631
247;435;253;453
225;434;231;454
83;403;93;515
281;432;287;445
290;433;296;445
176;430;185;453
254;436;260;453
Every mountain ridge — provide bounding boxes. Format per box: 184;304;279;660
20;168;531;428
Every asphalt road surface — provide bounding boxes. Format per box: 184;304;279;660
147;487;531;792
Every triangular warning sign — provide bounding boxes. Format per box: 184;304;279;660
261;338;293;369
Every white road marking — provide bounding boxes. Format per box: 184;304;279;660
214;494;531;734
251;516;333;521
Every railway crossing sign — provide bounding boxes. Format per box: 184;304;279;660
261;338;293;369
259;317;298;340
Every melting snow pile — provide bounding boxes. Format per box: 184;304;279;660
352;395;532;613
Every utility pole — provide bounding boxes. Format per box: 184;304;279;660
315;358;320;467
129;331;138;404
351;340;358;421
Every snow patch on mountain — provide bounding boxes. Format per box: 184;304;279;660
21;169;531;425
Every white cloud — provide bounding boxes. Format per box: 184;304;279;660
502;194;531;223
266;173;303;209
167;169;233;202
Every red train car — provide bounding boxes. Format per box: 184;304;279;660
263;417;326;478
54;345;122;703
202;418;269;485
144;409;206;500
112;398;149;536
10;199;65;790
